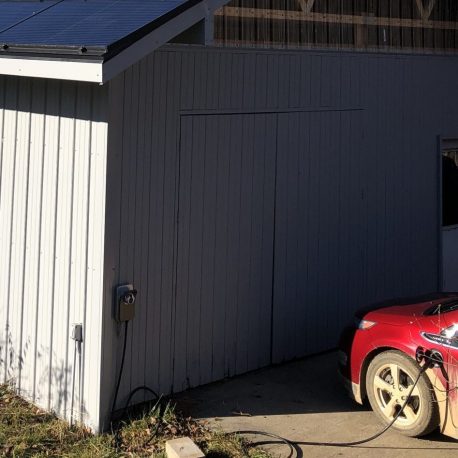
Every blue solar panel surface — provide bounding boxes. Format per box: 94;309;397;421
0;0;191;53
0;1;59;31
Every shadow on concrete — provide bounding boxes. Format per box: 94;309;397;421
176;351;368;418
175;351;458;457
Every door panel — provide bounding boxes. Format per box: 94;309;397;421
173;114;277;391
272;111;364;362
175;109;365;381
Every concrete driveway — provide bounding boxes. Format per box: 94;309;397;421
176;352;458;457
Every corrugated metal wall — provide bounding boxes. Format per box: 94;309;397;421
0;76;108;431
175;114;277;386
273;110;365;360
99;45;458;428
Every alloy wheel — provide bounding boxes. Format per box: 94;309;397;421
372;362;422;426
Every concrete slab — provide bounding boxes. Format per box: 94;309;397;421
175;352;458;457
165;437;204;458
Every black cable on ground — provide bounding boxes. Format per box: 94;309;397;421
232;362;429;457
234;431;297;458
123;386;159;413
111;320;441;455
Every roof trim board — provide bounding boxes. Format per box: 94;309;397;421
0;0;227;83
0;55;103;82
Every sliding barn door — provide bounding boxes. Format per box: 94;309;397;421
272;110;365;362
173;113;277;390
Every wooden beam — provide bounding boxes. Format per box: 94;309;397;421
297;0;315;14
415;0;436;21
214;37;458;53
215;7;458;31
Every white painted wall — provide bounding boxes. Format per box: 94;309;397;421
0;76;108;431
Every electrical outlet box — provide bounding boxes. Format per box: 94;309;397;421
71;324;83;342
119;300;135;322
116;284;137;322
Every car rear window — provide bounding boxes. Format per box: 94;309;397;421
423;298;458;316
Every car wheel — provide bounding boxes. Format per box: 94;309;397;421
366;350;439;437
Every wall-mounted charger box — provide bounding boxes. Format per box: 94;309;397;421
116;284;136;322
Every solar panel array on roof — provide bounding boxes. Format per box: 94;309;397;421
0;1;59;31
0;0;198;58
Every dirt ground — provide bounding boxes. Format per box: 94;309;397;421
176;351;458;457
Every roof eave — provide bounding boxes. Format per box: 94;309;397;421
102;0;218;83
0;54;105;83
0;0;229;84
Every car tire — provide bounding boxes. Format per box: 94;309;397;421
366;350;439;437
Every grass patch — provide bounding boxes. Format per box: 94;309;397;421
0;384;270;457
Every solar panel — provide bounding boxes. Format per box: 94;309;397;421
0;0;196;57
0;1;59;32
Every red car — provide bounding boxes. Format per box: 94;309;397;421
339;293;458;439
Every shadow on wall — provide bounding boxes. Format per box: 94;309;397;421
4;332;31;379
0;333;6;382
0;75;107;123
1;332;87;424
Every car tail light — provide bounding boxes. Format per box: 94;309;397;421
355;319;377;330
421;323;458;349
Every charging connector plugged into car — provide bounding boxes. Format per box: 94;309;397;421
416;347;444;369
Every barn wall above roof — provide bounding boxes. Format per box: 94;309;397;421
214;0;458;54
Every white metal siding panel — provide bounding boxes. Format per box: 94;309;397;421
0;76;108;431
83;87;109;430
100;45;458;427
101;53;184;427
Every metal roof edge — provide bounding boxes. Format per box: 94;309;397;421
102;0;212;83
0;44;106;58
103;0;202;60
0;0;230;83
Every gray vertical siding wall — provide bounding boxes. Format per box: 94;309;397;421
100;45;458;428
0;76;108;431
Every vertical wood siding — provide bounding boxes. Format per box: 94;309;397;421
0;77;108;431
99;45;458;427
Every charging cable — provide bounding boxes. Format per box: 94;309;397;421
232;355;436;457
110;321;159;421
111;321;129;418
110;320;445;456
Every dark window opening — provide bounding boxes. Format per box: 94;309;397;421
442;150;458;227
